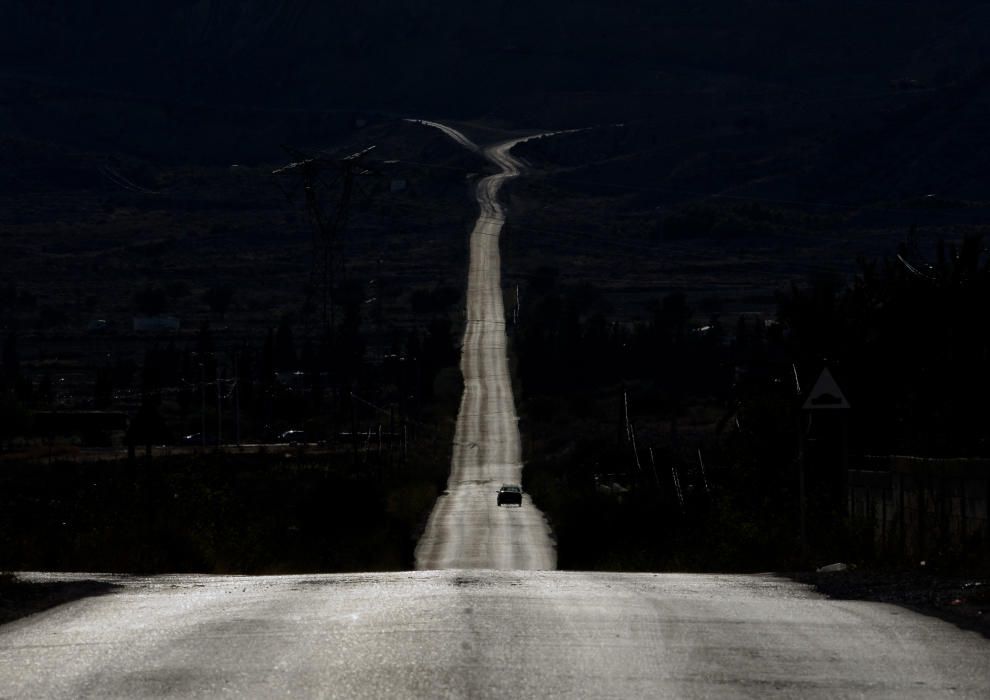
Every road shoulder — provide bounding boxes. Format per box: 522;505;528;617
0;572;119;627
793;568;990;639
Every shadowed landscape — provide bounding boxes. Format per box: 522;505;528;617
3;0;990;574
2;5;990;694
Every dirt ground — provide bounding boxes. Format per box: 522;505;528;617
0;573;119;627
796;568;990;639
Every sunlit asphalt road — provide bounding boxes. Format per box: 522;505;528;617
3;571;988;698
410;121;556;570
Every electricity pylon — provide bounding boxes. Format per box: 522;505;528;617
274;145;377;336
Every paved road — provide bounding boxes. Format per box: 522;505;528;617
2;571;988;698
412;122;556;570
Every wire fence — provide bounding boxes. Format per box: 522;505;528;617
849;456;990;563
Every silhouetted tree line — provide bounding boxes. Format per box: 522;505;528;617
0;443;453;574
780;234;990;456
1;331;34;449
0;278;462;455
118;288;460;450
0;284;36;313
515;266;730;409
0;286;462;573
514;266;769;569
516;234;990;571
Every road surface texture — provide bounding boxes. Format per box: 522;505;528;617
411;121;556;571
2;571;988;698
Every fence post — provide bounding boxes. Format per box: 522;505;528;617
880;478;887;554
899;472;906;559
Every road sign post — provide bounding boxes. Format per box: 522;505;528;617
799;368;851;556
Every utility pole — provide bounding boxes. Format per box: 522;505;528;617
797;411;808;556
275;147;379;459
200;361;206;449
648;447;661;490
273;146;377;338
514;284;520;327
800;367;851;558
216;366;222;450
389;406;395;471
234;354;241;447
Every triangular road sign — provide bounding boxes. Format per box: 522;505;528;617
802;367;850;410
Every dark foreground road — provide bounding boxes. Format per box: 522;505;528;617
2;571;988;698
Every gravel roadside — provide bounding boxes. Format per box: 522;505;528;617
794;568;990;638
0;573;119;627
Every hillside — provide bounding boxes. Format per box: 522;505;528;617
3;1;990;322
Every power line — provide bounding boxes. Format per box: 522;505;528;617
273;146;379;336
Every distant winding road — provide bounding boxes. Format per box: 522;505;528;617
410;120;556;571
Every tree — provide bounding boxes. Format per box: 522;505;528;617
36;373;53;407
128;398;169;455
203;285;234;320
0;390;31;450
2;331;19;389
133;285;169;316
333;302;365;377
274;318;296;371
777;234;990;455
94;366;113;409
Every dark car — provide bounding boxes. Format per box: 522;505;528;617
496;484;523;507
